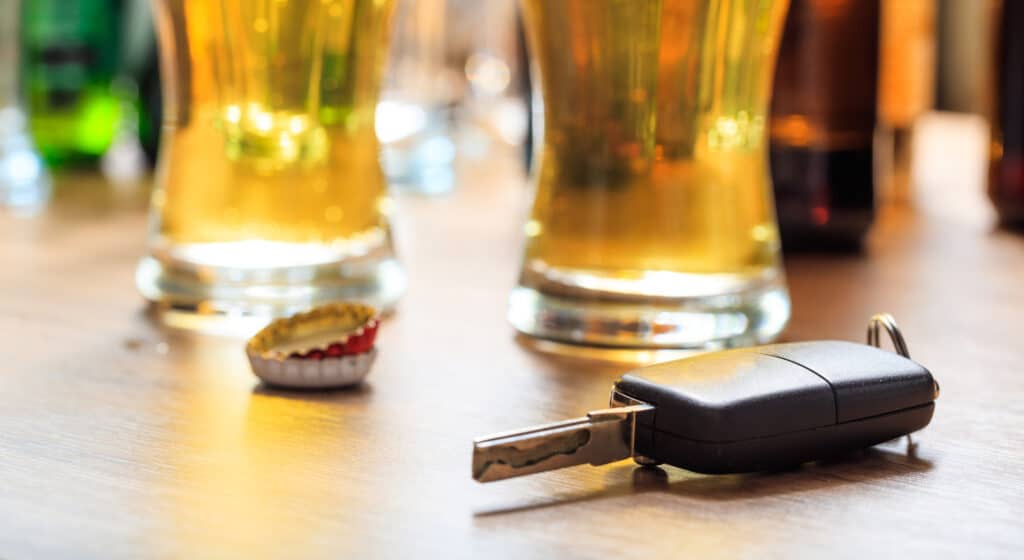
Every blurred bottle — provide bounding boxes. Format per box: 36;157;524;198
770;0;880;251
136;48;161;168
877;0;936;203
118;0;160;172
20;0;126;166
1;0;51;209
989;0;1024;226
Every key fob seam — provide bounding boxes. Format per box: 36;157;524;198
758;351;841;424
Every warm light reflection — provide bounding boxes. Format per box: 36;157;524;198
160;337;370;557
375;100;428;143
530;261;779;299
770;115;815;147
166;235;386;269
465;53;512;96
516;335;706;365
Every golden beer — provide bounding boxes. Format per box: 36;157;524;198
138;0;404;324
511;0;791;348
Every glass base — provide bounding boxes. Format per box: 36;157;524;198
508;269;790;350
136;241;405;333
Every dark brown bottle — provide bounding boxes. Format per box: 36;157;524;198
770;0;880;251
990;0;1024;226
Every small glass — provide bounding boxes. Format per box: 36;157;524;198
0;0;50;209
377;0;527;194
137;0;404;326
377;0;457;193
511;0;791;349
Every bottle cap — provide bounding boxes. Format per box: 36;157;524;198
246;302;380;389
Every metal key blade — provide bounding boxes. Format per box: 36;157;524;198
472;404;654;482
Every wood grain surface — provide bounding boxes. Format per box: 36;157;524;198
0;114;1021;558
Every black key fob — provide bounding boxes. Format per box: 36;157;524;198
613;340;938;473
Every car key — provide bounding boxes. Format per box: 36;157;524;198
473;314;939;482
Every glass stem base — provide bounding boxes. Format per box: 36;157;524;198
508;273;790;349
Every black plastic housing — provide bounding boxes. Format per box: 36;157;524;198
614;341;936;473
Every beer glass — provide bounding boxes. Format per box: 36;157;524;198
511;0;791;349
137;0;404;324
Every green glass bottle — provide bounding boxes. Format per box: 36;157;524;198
20;0;125;166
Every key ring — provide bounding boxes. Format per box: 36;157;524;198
866;312;911;358
867;313;939;398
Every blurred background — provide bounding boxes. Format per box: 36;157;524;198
1;0;1020;239
1;0;530;203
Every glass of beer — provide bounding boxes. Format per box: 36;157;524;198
137;0;404;325
511;0;791;349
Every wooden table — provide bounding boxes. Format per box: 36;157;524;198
1;114;1021;558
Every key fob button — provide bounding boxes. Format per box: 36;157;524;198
760;340;937;422
615;349;835;442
